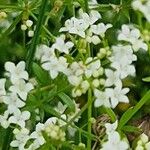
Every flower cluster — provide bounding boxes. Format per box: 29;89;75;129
10;118;66;150
135;133;150;150
21;19;34;37
0;61;33;129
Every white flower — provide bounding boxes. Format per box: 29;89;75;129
94;89;111;108
9;110;31;128
79;9;101;26
110;45;137;79
106;83;129;108
35;44;55;61
118;24;140;42
9;79;33;100
52;35;74;54
105;120;118;135
59;17;88;38
42;56;68;79
5;61;29;83
110;45;137;65
105;69;122;87
101;131;129;150
111;62;136;79
0;111;10;128
90;23;112;38
3;93;25;114
55;102;67;114
0;78;6;103
118;24;148;51
30;123;46;149
10;128;30;150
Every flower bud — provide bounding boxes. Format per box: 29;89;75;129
28;30;34;37
26;20;33;27
92;79;100;88
21;24;27;31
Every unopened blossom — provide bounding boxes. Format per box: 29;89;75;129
5;61;29;83
25;20;33;27
28;30;34;37
0;78;6;102
9;79;33;100
135;133;150;150
94;89;111;108
106;83;129;108
90;23;112;38
8;110;31;128
85;57;101;78
10;128;30;150
52;35;74;54
86;29;101;45
3;93;25;114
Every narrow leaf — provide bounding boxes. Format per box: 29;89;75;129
32;62;50;85
142;77;150;82
118;90;150;129
58;92;75;112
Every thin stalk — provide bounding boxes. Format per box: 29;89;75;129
26;0;48;71
1;12;22;37
29;11;55;41
87;88;92;150
84;0;89;13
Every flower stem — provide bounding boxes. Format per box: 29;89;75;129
87;88;92;150
26;0;48;71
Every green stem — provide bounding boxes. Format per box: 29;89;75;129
87;88;92;150
0;4;22;10
1;13;22;37
84;0;89;13
26;0;48;71
29;11;55;41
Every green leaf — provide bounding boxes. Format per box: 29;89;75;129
104;107;116;122
58;92;75;112
118;90;150;129
122;125;141;133
32;62;50;85
43;104;60;118
142;77;150;82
